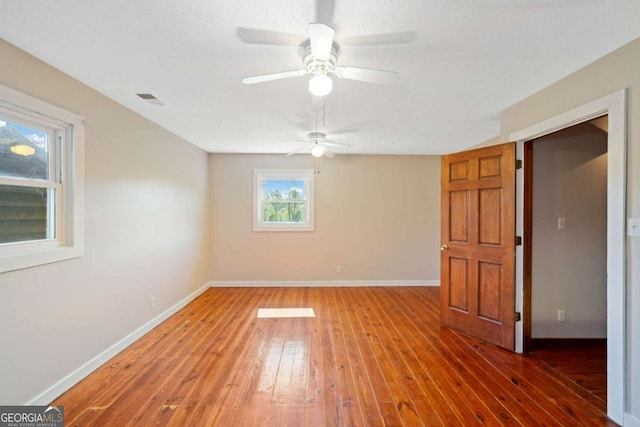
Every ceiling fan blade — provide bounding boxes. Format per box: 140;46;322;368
237;27;304;45
323;149;335;158
340;31;416;46
242;69;307;84
334;66;399;85
309;23;335;60
323;140;352;148
286;143;314;157
315;0;335;25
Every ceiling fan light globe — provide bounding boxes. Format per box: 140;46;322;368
311;145;325;157
309;74;332;96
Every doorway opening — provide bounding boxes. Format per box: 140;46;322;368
510;89;626;423
527;118;608;407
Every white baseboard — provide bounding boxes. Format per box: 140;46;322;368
208;280;439;287
26;281;211;405
625;412;640;427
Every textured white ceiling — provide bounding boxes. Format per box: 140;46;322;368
1;0;639;155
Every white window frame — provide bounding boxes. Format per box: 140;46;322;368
253;169;314;232
0;84;85;273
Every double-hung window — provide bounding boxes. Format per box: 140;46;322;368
0;84;84;273
253;169;314;231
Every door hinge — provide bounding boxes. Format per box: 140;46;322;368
515;312;522;322
515;236;522;246
516;159;523;170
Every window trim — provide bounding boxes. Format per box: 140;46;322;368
0;84;85;273
253;168;314;232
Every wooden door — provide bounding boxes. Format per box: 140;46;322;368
441;142;516;351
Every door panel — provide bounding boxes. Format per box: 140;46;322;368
477;261;501;322
449;257;469;312
449;191;469;242
441;142;516;351
450;161;469;181
478;189;502;245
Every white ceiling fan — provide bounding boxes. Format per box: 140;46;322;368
286;131;352;158
242;22;401;96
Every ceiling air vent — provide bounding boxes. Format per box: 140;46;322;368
136;93;164;106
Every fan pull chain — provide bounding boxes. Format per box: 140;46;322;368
323;96;326;128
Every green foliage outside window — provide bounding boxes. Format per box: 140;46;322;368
263;187;305;223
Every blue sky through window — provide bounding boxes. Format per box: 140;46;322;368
263;179;304;198
0;120;48;150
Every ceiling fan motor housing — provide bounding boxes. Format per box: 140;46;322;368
301;40;339;75
307;132;327;142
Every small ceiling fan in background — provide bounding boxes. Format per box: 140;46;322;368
286;131;352;158
239;0;414;96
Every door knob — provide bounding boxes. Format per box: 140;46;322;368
440;244;449;252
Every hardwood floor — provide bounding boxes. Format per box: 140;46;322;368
53;287;616;426
531;340;607;408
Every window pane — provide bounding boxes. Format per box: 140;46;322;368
0;120;49;180
0;185;51;244
263;179;305;200
263;202;305;223
254;169;314;232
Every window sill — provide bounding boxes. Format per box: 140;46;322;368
0;243;83;273
253;223;315;232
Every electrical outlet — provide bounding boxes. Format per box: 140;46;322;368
336;266;342;273
150;297;156;309
629;218;640;236
557;217;566;230
558;309;566;322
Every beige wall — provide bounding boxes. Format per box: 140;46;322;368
0;40;211;404
531;123;607;338
500;37;640;419
209;154;440;282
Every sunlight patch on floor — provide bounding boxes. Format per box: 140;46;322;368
257;308;315;318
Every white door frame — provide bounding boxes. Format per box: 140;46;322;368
509;89;627;424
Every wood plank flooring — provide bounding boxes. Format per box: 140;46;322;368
531;340;607;408
53;287;616;426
